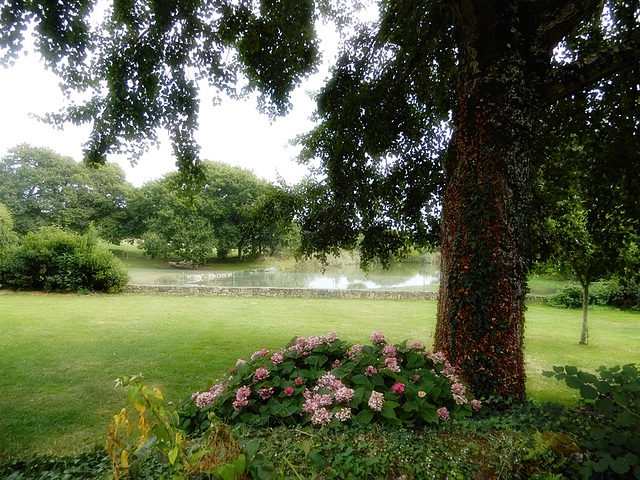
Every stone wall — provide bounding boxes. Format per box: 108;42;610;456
123;284;545;302
123;284;439;300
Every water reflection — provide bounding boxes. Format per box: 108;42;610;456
177;264;440;291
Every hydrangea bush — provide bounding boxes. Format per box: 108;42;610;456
179;332;482;432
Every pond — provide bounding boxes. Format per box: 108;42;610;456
129;262;440;291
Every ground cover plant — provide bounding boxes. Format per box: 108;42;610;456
0;293;638;477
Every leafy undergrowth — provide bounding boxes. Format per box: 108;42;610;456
0;402;590;480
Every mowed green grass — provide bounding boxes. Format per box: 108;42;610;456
0;293;638;459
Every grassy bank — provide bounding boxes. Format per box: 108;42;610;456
0;292;638;459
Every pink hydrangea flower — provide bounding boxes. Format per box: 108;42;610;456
236;359;246;366
384;357;401;373
368;391;384;411
334;386;355;403
295;376;304;386
392;382;405;395
271;352;284;365
451;383;466;396
471;399;482;411
431;351;447;365
346;344;363;359
437;407;450;421
284;386;295;396
195;391;216;408
258;387;274;399
323;332;339;343
371;332;386;345
311;407;333;425
410;341;424;350
335;407;352;422
382;344;397;357
410;374;421;382
232;386;251;410
254;368;269;382
364;365;378;377
251;348;269;360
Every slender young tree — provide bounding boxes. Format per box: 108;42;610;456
2;0;638;401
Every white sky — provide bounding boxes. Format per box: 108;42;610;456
0;25;342;187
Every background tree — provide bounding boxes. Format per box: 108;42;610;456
0;202;18;249
542;196;631;344
135;161;292;262
0;145;135;243
3;0;638;401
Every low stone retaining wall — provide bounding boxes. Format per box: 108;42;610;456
123;284;439;300
123;284;545;302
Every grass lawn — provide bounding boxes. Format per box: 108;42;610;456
0;292;638;460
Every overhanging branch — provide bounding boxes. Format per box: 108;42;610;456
543;32;640;105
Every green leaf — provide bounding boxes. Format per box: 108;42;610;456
619;410;636;427
381;404;397;419
610;457;631;475
305;355;328;368
299;439;310;457
350;374;372;387
403;400;419;412
596;397;614;414
565;365;578;375
309;451;328;471
356;409;374;425
233;454;246;476
610;432;628;447
577;371;598;384
565;375;584;389
612;390;630;406
243;438;260;460
590;428;606;440
168;446;180;465
579;383;598;400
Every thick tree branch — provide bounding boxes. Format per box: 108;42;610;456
543;31;640;105
533;0;601;51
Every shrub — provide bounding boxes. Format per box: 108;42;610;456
544;364;640;479
179;332;482;433
0;226;129;293
546;280;640;310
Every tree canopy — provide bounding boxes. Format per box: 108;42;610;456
133;160;296;262
0;144;135;243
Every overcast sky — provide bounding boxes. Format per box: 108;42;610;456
0;24;342;187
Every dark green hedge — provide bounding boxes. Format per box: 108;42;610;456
0;226;129;293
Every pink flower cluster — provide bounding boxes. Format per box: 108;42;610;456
258;387;274;399
271;352;284;365
233;386;251;411
254;368;269;382
370;331;386;345
364;365;378;377
451;382;468;405
437;406;450;421
303;371;355;425
345;344;363;359
289;332;340;355
194;382;226;408
251;348;269;360
384;356;401;373
392;382;405;395
368;391;384;411
382;344;397;357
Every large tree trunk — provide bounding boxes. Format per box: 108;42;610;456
434;2;550;402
